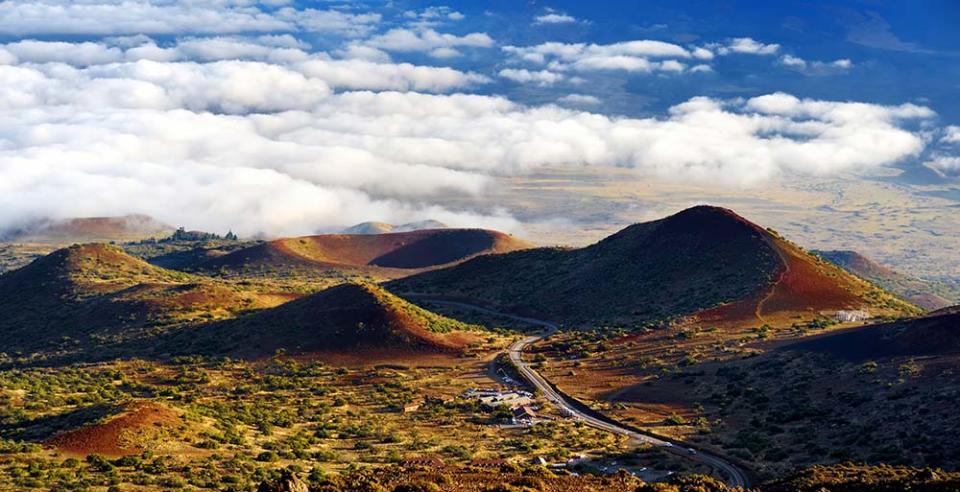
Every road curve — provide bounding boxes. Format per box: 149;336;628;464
421;299;750;489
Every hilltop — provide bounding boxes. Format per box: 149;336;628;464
189;228;531;279
46;401;187;458
814;249;958;310
0;244;284;354
391;206;917;326
0;214;172;244
341;219;448;235
0;243;188;301
166;282;485;358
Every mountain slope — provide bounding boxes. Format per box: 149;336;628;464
191;229;532;278
341;220;448;234
390;206;918;326
814;250;957;310
1;214;172;244
166;282;483;357
790;306;960;360
341;221;395;235
0;244;280;353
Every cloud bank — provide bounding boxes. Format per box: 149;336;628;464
0;46;934;236
0;1;949;237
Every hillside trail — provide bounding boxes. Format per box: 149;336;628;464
754;236;791;326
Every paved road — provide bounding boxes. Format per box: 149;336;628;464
422;299;750;489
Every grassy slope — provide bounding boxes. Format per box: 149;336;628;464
608;309;960;477
163;282;485;357
0;244;278;354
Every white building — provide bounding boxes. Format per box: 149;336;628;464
835;310;870;322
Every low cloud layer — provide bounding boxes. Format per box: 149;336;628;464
0;49;934;236
0;2;949;237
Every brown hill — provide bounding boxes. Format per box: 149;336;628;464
192;228;532;278
47;401;185;457
390;206;918;326
166;282;483;358
814;250;957;310
1;214;172;244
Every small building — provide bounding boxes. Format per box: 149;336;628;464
835;310;870;323
511;405;537;424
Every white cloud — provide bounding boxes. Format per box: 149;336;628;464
778;54;853;74
499;68;564;86
0;49;16;65
557;94;601;106
172;37;307;62
504;40;696;74
365;28;494;53
402;6;464;26
0;1;380;37
286;8;381;37
535;13;577;24
658;60;686;72
428;47;461;59
691;47;714;60
573;55;653;72
832;58;853;69
0;24;942;238
926;156;960;175
779;54;806;67
2;36;319;66
3;40;124;66
506;40;691;62
296;58;489;92
715;37;780;55
336;44;391;63
942;125;960;144
0;44;936;236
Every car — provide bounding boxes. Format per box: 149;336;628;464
686;448;698;455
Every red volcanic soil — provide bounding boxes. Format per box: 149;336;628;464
757;241;863;316
198;229;531;274
47;401;181;457
696;235;873;327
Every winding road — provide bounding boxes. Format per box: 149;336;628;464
422;299;750;489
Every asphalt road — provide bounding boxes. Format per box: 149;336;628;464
422;299;750;489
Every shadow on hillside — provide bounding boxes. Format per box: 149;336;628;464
0;403;119;442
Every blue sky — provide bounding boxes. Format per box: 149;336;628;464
390;0;960;120
0;0;957;237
